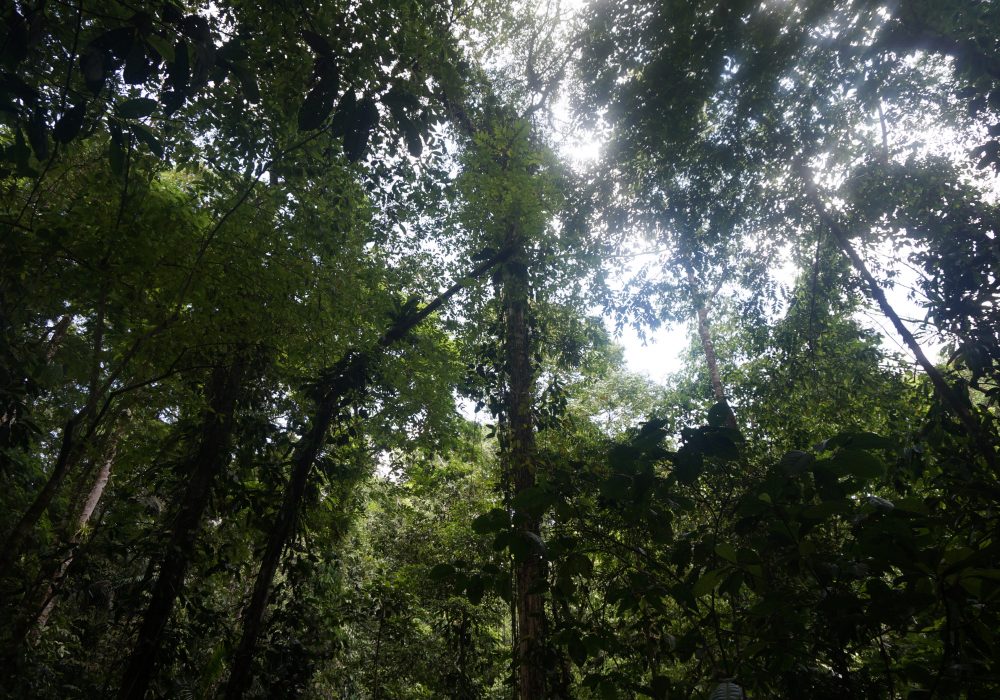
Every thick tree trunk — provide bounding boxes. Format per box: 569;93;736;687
117;358;248;700
502;226;548;700
684;262;737;430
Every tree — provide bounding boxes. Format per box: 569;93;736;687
4;0;1000;697
575;0;997;431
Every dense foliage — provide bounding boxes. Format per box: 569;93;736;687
2;0;998;698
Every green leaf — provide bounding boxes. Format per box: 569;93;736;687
330;91;357;138
471;507;508;534
123;42;154;84
26;108;48;160
80;46;107;95
801;499;849;520
131;123;163;157
693;567;727;597
428;563;455;581
343;95;378;162
563;552;594;578
116;97;158;119
522;531;546;555
54;103;86;144
672;450;703;485
511;486;552;517
707;401;735;427
404;122;423;158
599;473;631;500
818;431;895;452
649;676;673;698
168;40;190;92
567;635;588;666
297;85;336;131
509;530;546;561
715;543;737;563
465;575;486;604
108;123;126;177
777;449;814;475
228;62;260;104
829;448;886;480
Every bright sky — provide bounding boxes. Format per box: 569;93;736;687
537;2;962;385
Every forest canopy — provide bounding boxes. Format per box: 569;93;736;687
1;0;999;698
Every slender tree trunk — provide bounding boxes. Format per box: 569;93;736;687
29;422;122;640
501;224;547;700
684;262;737;430
0;414;83;572
224;392;339;700
45;314;72;362
117;357;249;700
800;168;998;470
1;298;107;572
371;605;385;700
505;435;519;700
224;250;511;699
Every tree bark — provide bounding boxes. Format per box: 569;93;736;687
29;422;122;641
501;224;548;700
117;357;248;700
684;261;738;430
224;250;511;699
45;314;72;362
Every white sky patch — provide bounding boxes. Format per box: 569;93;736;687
615;322;689;382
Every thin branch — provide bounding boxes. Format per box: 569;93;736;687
799;165;997;472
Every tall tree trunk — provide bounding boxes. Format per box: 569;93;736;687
501;224;548;700
224;250;511;699
684;261;737;430
117;357;249;700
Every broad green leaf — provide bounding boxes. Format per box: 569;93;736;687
715;542;738;563
778;449;814;475
131;124;163;157
563;552;594;578
53;104;86;144
297;85;336;131
599;473;631;500
693;567;727;597
465;575;486;604
471;507;508;534
830;448;886;480
511;486;551;517
428;563;455;581
116;97;158;119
